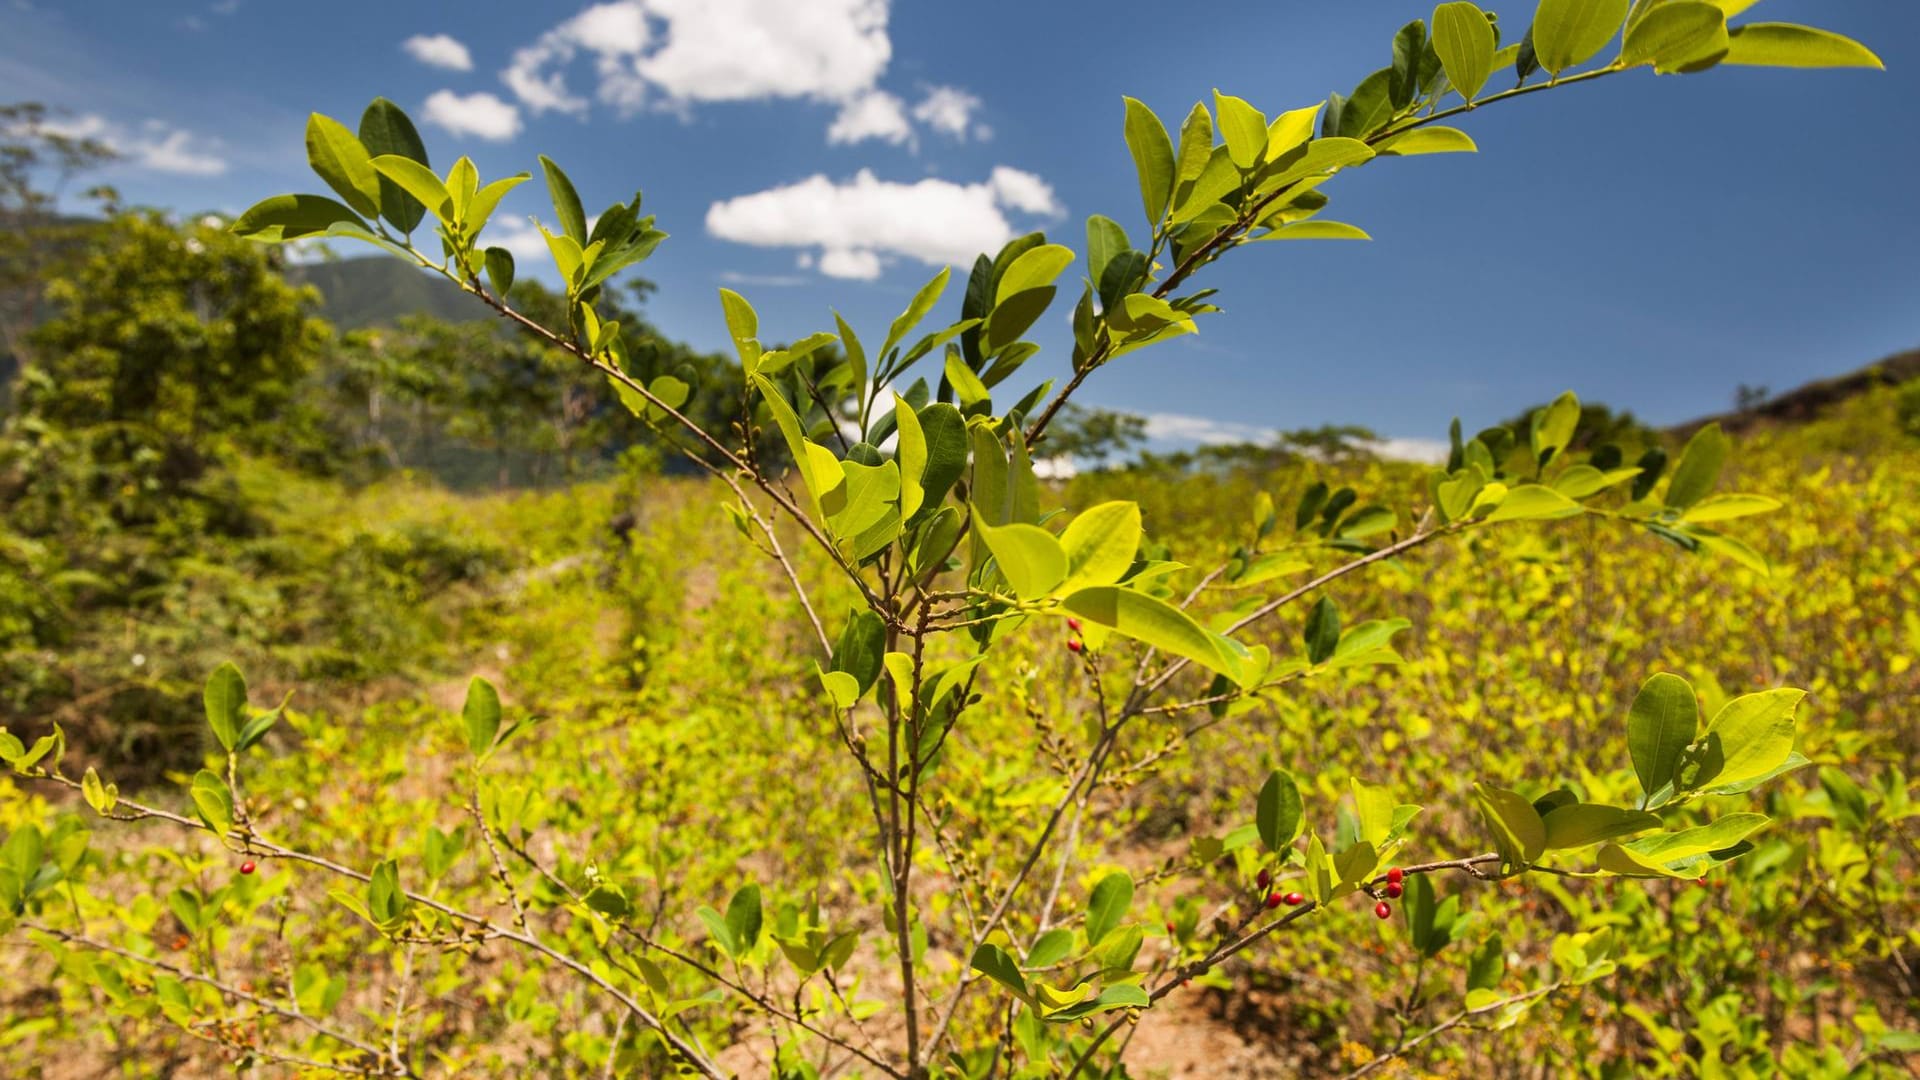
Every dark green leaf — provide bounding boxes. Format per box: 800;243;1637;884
358;98;429;234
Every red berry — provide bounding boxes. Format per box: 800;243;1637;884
1374;901;1392;920
1283;892;1305;906
1386;867;1404;884
240;861;256;875
1384;882;1403;899
1696;877;1708;886
1256;868;1272;889
1066;618;1082;632
1166;921;1176;934
1067;639;1084;653
1265;891;1282;909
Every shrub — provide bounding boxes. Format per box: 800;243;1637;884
2;6;1899;1078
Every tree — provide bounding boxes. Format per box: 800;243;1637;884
1035;403;1148;469
0;102;117;376
14;210;330;461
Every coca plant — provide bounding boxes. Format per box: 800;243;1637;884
0;4;1883;1077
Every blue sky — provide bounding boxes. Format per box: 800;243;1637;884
4;0;1914;453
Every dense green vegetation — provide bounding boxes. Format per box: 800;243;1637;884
2;3;1914;1078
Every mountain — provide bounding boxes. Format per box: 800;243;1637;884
284;256;480;330
1668;347;1920;437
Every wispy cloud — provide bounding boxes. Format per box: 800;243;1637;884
34;113;227;175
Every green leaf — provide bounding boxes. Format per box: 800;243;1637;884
1628;672;1697;803
305;113;382;219
1374;126;1478;155
969;943;1030;998
463;677;502;758
1473;783;1545;869
1622;2;1729;73
1483;484;1584;522
1624;814;1770;862
973;512;1068;601
1122;97;1176;227
1531;0;1632;74
1530;391;1580;467
1046;984;1149;1022
189;770;233;836
913;404;968;515
358;98;430;234
831;608;887;696
1334;69;1396;139
1724;23;1884;69
696;906;737;956
202;662;247;753
995;245;1075;305
1433;2;1499;101
1062;586;1265;689
1304;596;1341;665
1690;689;1804;791
719;288;762;372
1541;804;1663;850
445;156;479;222
1264;104;1321;163
1664;422;1729;509
1058;502;1142;594
725;884;764;955
1027;929;1075;968
1468;933;1506;990
817;668;860;710
1175;101;1216;195
231;194;367;243
1254;221;1373;241
1257;770;1305;853
538;155;588;244
1679;494;1780;523
1084;872;1134;946
370;156;452;225
883;267;951;360
466;173;530;237
81;767;116;814
484;247;515;297
1351;778;1396;847
1212;90;1268;170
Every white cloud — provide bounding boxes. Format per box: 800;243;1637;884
827;90;911;146
705;166;1063;277
504;0;891;120
911;85;982;140
422;90;523;142
403;33;474;72
987;167;1061;216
